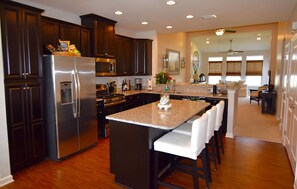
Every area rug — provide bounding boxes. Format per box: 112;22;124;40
234;97;282;143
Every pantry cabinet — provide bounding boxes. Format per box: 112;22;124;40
0;1;45;172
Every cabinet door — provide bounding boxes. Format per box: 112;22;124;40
115;36;125;74
133;39;152;75
80;27;91;57
26;82;45;161
41;17;60;48
106;23;115;57
5;83;29;172
124;38;133;75
60;23;81;51
23;9;42;79
0;5;24;80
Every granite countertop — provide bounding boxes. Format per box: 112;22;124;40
119;90;227;99
106;99;210;130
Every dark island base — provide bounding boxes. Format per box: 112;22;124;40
110;120;169;189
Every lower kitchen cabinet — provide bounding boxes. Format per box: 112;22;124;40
124;94;141;110
142;93;160;104
5;81;45;172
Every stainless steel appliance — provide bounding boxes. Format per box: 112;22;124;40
43;55;98;160
95;57;116;76
96;84;126;137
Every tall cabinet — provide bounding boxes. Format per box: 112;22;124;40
0;1;45;172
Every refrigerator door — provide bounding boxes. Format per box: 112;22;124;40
53;56;80;159
75;57;97;149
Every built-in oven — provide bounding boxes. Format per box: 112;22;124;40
95;57;116;76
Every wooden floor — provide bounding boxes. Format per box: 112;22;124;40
2;136;294;189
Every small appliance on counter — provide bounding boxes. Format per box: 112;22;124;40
147;79;153;91
135;78;142;90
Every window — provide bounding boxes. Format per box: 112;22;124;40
226;76;241;82
208;57;222;76
208;76;222;85
226;56;242;76
246;76;262;87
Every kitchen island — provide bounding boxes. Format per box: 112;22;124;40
106;99;210;189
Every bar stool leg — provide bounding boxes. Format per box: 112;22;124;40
214;131;221;164
219;128;225;155
210;137;218;170
201;148;210;188
191;159;199;189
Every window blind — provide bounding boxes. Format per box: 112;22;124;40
226;61;241;76
246;60;263;75
208;61;222;76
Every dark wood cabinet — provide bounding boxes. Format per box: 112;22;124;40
59;23;81;51
261;91;276;115
40;17;59;49
41;16;91;56
133;39;152;75
81;14;117;58
0;1;45;173
1;3;42;80
5;81;44;172
124;94;142;110
80;27;92;57
115;35;133;75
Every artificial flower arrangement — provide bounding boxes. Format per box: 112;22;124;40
155;71;172;84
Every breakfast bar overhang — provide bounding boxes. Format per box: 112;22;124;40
106;99;210;189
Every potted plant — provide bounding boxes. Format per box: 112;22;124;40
155;71;172;84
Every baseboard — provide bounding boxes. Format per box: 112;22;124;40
0;175;14;187
225;133;234;138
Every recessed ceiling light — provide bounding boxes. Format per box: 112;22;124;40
201;14;217;19
206;40;210;44
115;11;123;15
186;15;194;19
257;36;261;40
166;0;176;5
166;26;173;29
142;22;148;25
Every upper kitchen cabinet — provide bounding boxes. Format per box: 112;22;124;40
41;16;91;57
115;35;133;75
133;39;152;75
40;17;59;48
59;22;81;51
0;2;43;80
80;14;117;58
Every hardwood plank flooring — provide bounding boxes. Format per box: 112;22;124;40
2;136;294;189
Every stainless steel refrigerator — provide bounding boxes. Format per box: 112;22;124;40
43;55;97;160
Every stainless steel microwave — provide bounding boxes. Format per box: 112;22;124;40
95;58;116;76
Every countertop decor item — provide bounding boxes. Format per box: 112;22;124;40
155;71;172;84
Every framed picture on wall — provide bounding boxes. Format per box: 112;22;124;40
166;49;180;75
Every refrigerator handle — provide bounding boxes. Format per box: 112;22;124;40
72;70;78;118
76;71;81;118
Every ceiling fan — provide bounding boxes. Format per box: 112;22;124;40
215;28;236;36
220;40;243;55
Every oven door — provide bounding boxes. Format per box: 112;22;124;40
97;100;126;138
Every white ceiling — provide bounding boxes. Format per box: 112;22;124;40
21;0;297;52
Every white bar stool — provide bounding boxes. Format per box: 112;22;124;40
153;113;209;189
173;106;218;171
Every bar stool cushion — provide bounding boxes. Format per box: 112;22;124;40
186;115;201;124
172;122;192;135
205;106;217;143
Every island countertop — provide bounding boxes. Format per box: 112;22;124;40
106;99;210;130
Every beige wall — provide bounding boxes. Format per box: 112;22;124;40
157;32;187;82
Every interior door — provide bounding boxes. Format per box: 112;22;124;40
285;35;297;173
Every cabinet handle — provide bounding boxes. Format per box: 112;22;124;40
26;73;29;75
22;73;25;76
23;87;26;90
